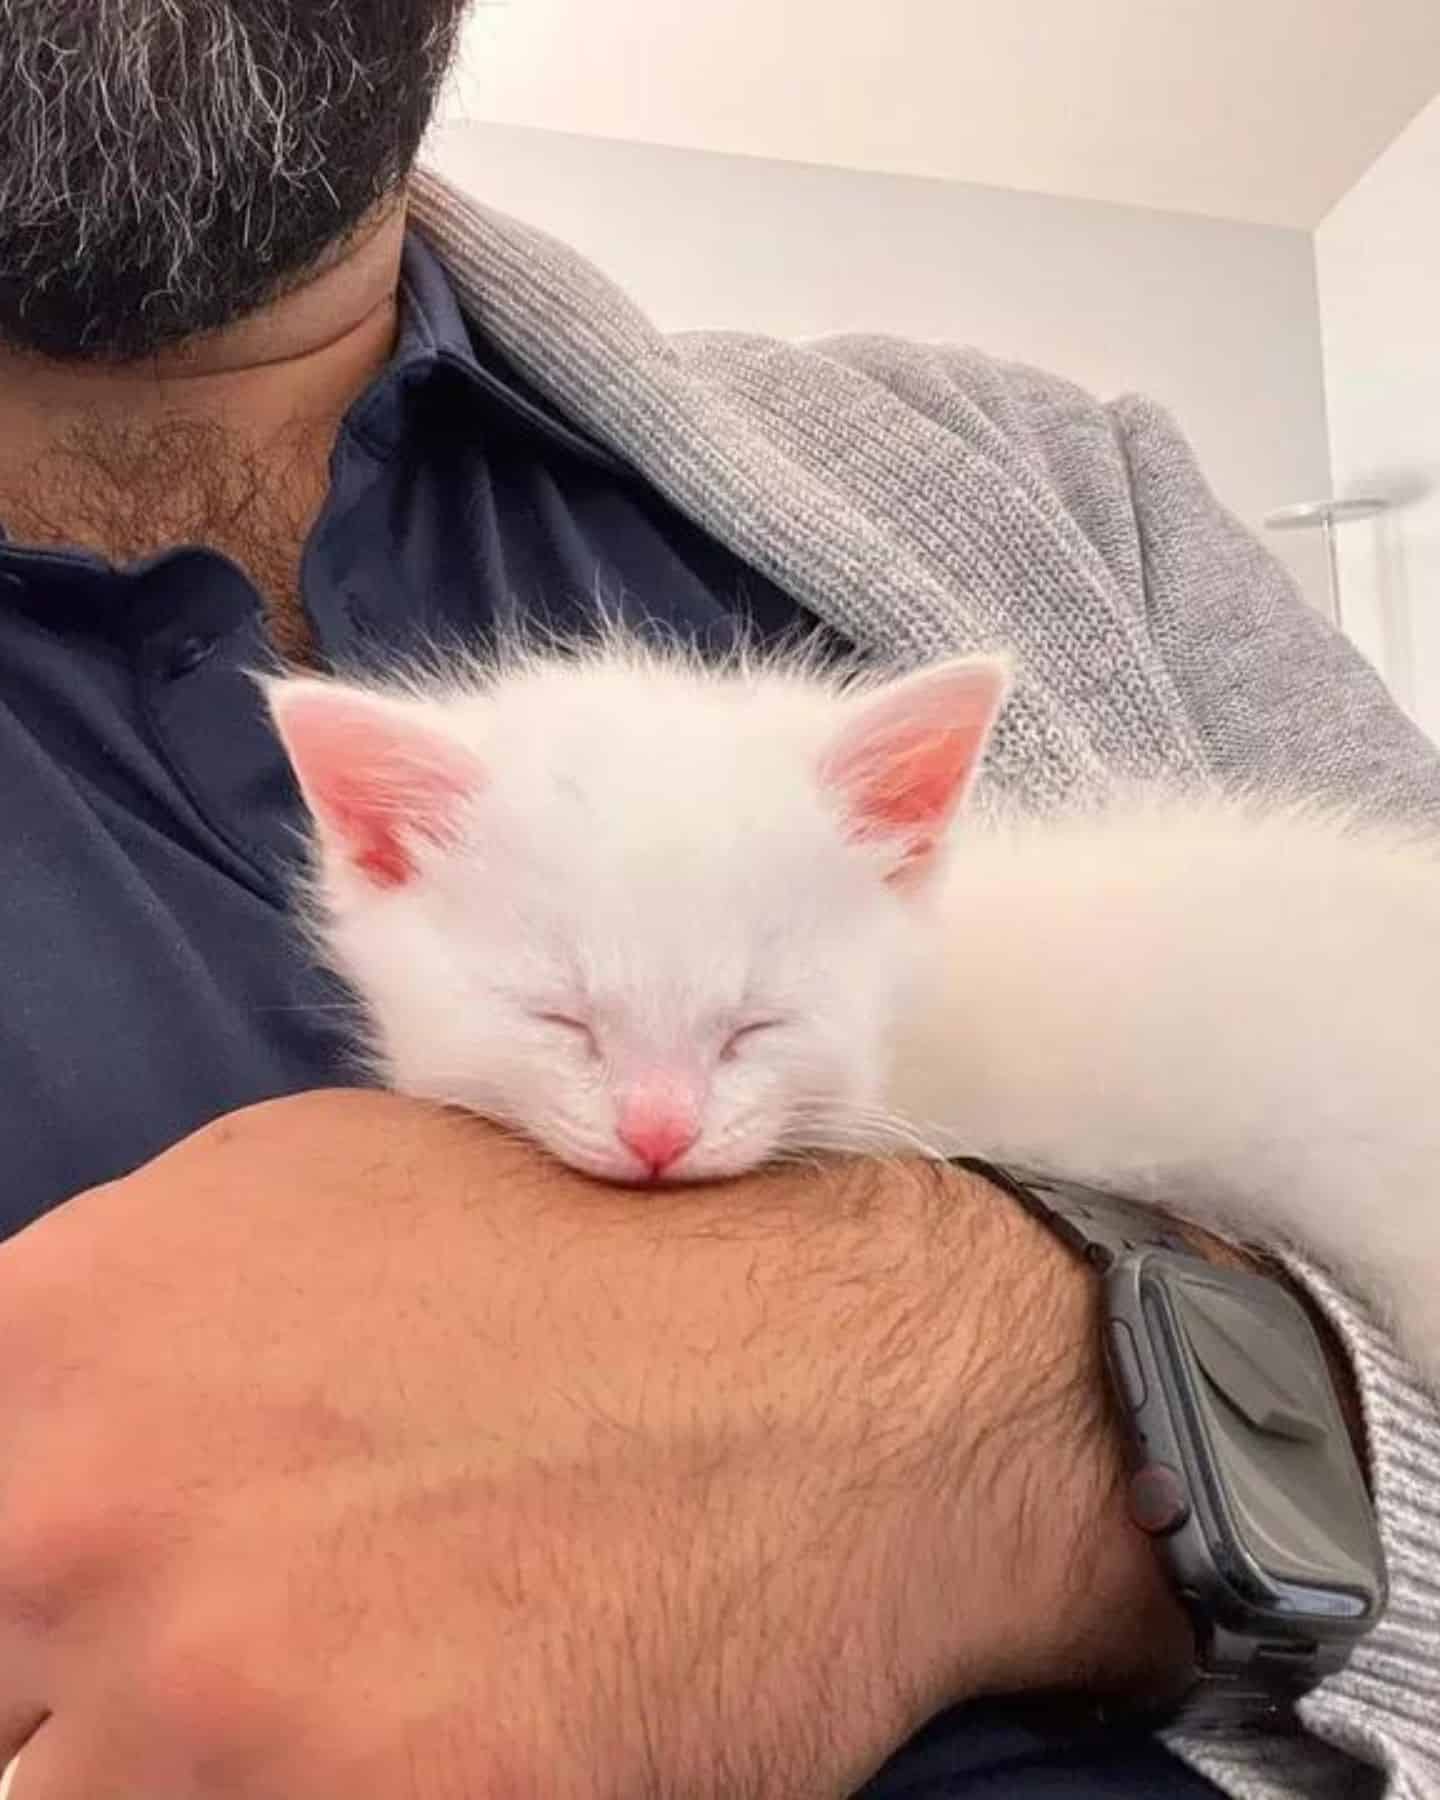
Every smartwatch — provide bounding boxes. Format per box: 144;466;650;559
954;1157;1389;1735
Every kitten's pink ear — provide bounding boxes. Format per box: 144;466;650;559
266;679;484;890
819;656;1010;880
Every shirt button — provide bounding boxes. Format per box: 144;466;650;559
166;634;219;678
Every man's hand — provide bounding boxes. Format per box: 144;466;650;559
0;1092;1189;1798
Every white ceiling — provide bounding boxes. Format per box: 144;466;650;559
440;0;1440;229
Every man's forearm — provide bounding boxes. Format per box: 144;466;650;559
487;1150;1201;1791
564;1154;1199;1732
0;1094;1205;1799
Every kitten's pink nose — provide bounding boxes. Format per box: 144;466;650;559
616;1088;700;1179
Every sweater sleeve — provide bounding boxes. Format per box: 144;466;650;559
1107;393;1440;828
1109;394;1440;1797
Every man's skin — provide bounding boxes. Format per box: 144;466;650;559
0;1092;1194;1795
0;205;408;662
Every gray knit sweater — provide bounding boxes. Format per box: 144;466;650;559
410;166;1440;1800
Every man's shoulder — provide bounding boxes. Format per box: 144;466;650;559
666;324;1145;564
672;324;1114;448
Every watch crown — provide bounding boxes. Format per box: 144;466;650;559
1128;1463;1192;1537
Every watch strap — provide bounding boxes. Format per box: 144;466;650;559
952;1156;1195;1269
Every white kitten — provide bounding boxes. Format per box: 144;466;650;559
266;638;1440;1378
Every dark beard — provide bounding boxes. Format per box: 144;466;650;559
0;0;469;362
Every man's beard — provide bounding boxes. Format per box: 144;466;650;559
0;0;469;362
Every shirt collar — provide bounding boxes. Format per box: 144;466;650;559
341;230;625;471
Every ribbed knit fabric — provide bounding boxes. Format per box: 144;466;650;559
409;165;1440;1798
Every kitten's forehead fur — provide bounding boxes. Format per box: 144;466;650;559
438;638;894;888
367;628;890;773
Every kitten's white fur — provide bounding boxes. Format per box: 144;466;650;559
267;637;1440;1381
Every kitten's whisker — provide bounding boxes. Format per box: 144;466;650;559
790;1103;951;1162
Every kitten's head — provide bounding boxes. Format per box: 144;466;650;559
266;646;1008;1184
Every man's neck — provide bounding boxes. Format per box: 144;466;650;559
0;202;408;660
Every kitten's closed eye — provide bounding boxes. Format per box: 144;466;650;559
535;1012;783;1064
720;1020;786;1061
534;1012;600;1058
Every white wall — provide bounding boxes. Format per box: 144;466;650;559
439;0;1440;230
425;121;1333;611
1317;92;1440;743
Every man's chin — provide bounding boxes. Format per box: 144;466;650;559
0;287;270;367
0;202;402;368
0;0;467;363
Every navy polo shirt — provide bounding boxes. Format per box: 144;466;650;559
0;236;1221;1800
